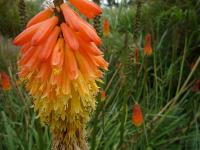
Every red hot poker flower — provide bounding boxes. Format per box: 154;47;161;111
144;33;153;56
132;103;143;127
13;1;108;149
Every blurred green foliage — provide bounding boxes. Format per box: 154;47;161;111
0;0;42;37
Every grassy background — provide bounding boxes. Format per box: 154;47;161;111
0;0;200;150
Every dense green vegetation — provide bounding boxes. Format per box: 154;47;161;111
0;0;200;149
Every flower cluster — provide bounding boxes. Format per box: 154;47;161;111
14;0;108;149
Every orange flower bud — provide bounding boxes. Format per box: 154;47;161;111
132;103;143;127
144;33;153;56
69;0;102;19
192;79;200;93
0;72;11;91
190;62;195;70
103;19;110;37
135;48;139;64
115;63;121;68
101;90;106;101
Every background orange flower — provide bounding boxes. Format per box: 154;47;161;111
132;103;143;127
103;19;110;37
0;72;11;90
144;33;153;56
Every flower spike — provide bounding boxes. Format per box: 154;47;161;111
13;1;108;149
